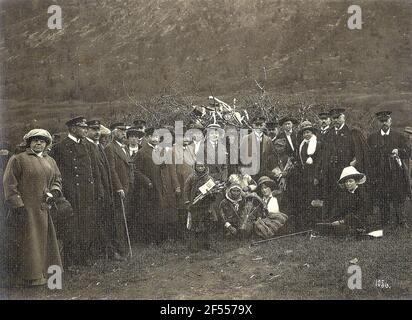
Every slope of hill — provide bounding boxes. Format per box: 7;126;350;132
1;0;411;103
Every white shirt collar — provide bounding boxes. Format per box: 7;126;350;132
86;137;99;145
321;125;329;131
68;134;80;144
286;134;294;151
348;185;359;194
381;128;391;136
115;140;125;148
335;123;345;131
255;132;263;139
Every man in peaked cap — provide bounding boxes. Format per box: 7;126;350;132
321;108;358;216
50;116;100;266
85;120;121;260
65;116;88;128
367;111;410;229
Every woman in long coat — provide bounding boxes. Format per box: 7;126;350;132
296;121;325;229
3;129;63;286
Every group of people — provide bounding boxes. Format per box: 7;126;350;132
0;106;411;287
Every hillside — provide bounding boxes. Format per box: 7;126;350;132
1;0;411;103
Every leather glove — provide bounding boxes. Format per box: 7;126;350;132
54;196;74;218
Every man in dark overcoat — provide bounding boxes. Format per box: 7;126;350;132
86;120;125;260
50;116;99;266
322;109;357;216
239;116;275;180
367;111;411;228
104;122;133;258
134;128;180;243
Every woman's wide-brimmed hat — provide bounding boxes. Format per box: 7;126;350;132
298;120;317;135
23;129;53;146
338;166;366;186
257;176;276;190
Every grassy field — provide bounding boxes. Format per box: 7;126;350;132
1;203;411;300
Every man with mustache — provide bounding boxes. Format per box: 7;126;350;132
367;111;411;229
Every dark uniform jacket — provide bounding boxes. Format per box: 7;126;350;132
50;136;96;213
324;124;355;169
50;136;98;262
322;124;356;202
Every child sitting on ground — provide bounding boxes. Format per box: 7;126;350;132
254;176;289;238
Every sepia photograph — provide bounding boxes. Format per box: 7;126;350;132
0;0;411;303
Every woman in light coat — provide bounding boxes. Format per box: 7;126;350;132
3;129;63;286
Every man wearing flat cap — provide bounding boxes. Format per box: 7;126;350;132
367;111;410;229
50;116;100;266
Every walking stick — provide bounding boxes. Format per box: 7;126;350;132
119;195;133;258
250;229;313;246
